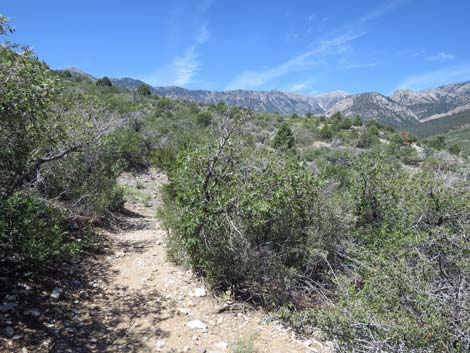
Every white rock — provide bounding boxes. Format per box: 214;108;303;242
178;307;191;316
214;341;229;350
25;308;41;317
187;320;207;331
156;339;166;351
194;287;206;297
50;287;62;299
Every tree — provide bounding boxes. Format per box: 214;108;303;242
137;84;152;96
428;135;446;150
449;143;461;155
96;76;112;87
273;122;295;150
352;115;363;126
197;111;212;127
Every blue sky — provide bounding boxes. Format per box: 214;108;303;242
3;0;470;95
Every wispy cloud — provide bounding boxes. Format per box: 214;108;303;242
286;79;316;92
226;1;403;90
143;2;212;87
397;63;470;90
339;61;381;70
172;47;200;86
226;32;364;90
196;22;210;44
170;23;210;86
427;52;455;63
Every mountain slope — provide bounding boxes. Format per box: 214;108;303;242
73;70;470;128
152;87;349;115
327;92;420;127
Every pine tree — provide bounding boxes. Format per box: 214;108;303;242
273;122;295;150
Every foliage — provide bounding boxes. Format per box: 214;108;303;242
0;193;80;271
159;120;345;304
231;336;257;353
96;76;113;87
273;122;295;150
352;115;363;126
0;45;62;196
0;18;124;277
137;83;152;96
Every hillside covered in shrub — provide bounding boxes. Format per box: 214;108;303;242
1;16;469;352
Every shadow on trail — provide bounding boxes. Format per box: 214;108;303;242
1;207;169;353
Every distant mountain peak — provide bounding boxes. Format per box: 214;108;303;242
59;67;470;128
62;67;96;81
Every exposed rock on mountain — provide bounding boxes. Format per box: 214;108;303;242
63;67;96;81
65;69;470;128
328;92;420;126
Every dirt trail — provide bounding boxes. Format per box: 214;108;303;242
0;169;331;353
100;169;333;353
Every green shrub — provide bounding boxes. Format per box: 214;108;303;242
137;83;152;96
352;115;363;126
0;194;80;271
96;76;112;87
449;143;461;155
231;336;257;353
273;122;295;150
159;132;343;304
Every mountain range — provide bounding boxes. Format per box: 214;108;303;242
64;67;470;129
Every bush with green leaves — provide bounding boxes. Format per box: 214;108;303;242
96;76;112;87
137;83;152;96
279;152;470;352
0;193;80;271
0;18;125;274
159;122;344;304
273;122;295;150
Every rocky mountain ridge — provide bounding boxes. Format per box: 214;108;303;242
63;68;470;128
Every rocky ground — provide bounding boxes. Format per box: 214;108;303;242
1;169;332;353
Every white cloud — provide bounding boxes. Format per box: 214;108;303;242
143;22;210;86
172;46;200;86
286;79;316;92
427;52;455;63
340;61;381;70
142;1;213;87
225;32;364;90
226;1;404;90
397;64;470;90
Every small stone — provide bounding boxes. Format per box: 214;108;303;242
0;302;16;313
25;308;41;317
2;326;15;338
5;294;17;301
155;339;165;351
214;341;229;350
183;346;191;352
187;320;207;331
50;287;62;300
177;307;191;316
194;287;206;297
79;290;89;299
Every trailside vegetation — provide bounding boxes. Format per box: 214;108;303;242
1;16;469;352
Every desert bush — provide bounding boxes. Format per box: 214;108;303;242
0;193;80;271
159;122;344;304
279;152;470;352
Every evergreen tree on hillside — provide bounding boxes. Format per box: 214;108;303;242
273;122;295;150
137;84;151;96
96;76;112;87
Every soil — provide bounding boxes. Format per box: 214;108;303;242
0;169;332;353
